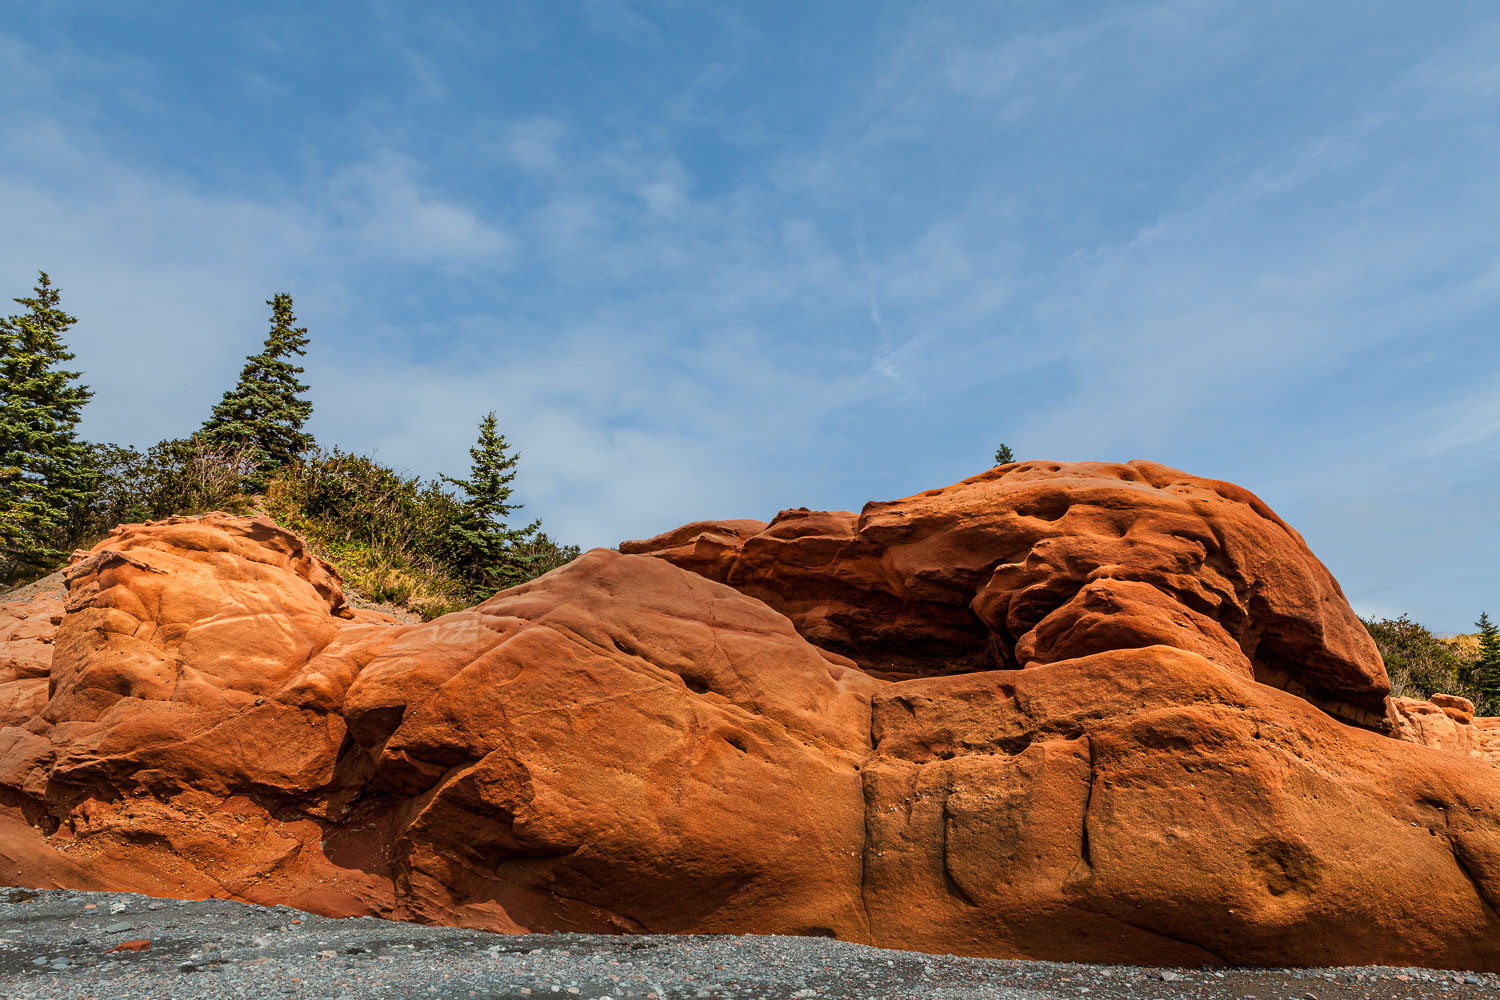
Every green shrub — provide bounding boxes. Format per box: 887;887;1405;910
79;439;257;531
260;447;579;618
264;448;461;557
15;438;579;620
1361;614;1480;704
261;448;474;618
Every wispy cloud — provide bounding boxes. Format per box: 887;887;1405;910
0;4;1498;630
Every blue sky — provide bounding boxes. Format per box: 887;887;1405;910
2;2;1498;632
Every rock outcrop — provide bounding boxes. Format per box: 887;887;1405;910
622;461;1388;727
1;462;1499;970
1395;695;1500;767
0;575;64;731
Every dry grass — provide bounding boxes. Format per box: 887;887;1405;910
257;492;472;620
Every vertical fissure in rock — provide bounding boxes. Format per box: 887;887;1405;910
1077;735;1096;871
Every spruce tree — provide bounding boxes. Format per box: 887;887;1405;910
442;412;540;594
1476;612;1500;715
200;292;314;487
994;443;1016;465
0;272;94;581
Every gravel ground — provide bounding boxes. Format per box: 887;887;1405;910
2;889;1495;1000
0;569;65;605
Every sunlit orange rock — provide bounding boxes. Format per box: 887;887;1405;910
0;463;1498;970
624;461;1389;727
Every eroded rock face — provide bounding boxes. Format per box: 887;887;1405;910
1395;695;1500;767
0;578;63;730
622;461;1389;728
1;464;1499;970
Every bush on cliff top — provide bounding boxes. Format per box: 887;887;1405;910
70;441;578;619
1360;614;1487;710
0;277;578;611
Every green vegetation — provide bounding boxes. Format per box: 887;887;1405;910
1476;612;1500;715
1360;614;1479;705
442;411;543;596
1359;613;1500;713
200;293;314;489
0;273;95;582
0;274;578;614
261;449;475;618
993;443;1016;465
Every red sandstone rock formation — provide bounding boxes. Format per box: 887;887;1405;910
1395;695;1500;767
1;462;1498;970
622;461;1388;727
0;579;63;730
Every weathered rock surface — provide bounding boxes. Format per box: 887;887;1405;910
1395;695;1500;767
622;461;1389;728
1;463;1499;971
0;577;63;731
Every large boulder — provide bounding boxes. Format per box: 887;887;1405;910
623;461;1389;729
1;462;1498;970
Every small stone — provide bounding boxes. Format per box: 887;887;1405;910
179;962;198;972
69;936;87;945
109;902;128;914
103;921;134;934
1467;975;1482;985
147;902;165;910
30;957;47;967
1159;971;1183;982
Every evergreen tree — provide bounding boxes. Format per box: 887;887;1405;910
442;411;540;594
0;272;94;581
1476;611;1500;715
200;293;314;487
994;443;1016;465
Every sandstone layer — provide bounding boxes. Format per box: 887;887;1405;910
1;462;1498;970
622;461;1388;727
1394;695;1500;767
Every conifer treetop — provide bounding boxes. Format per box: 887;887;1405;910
1475;611;1500;715
0;271;94;578
200;292;314;479
0;272;92;435
442;411;541;592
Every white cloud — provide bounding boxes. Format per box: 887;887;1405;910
4;6;1500;630
328;153;513;266
580;0;662;49
504;118;566;172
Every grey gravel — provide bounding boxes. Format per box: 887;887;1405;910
1;888;1496;1000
